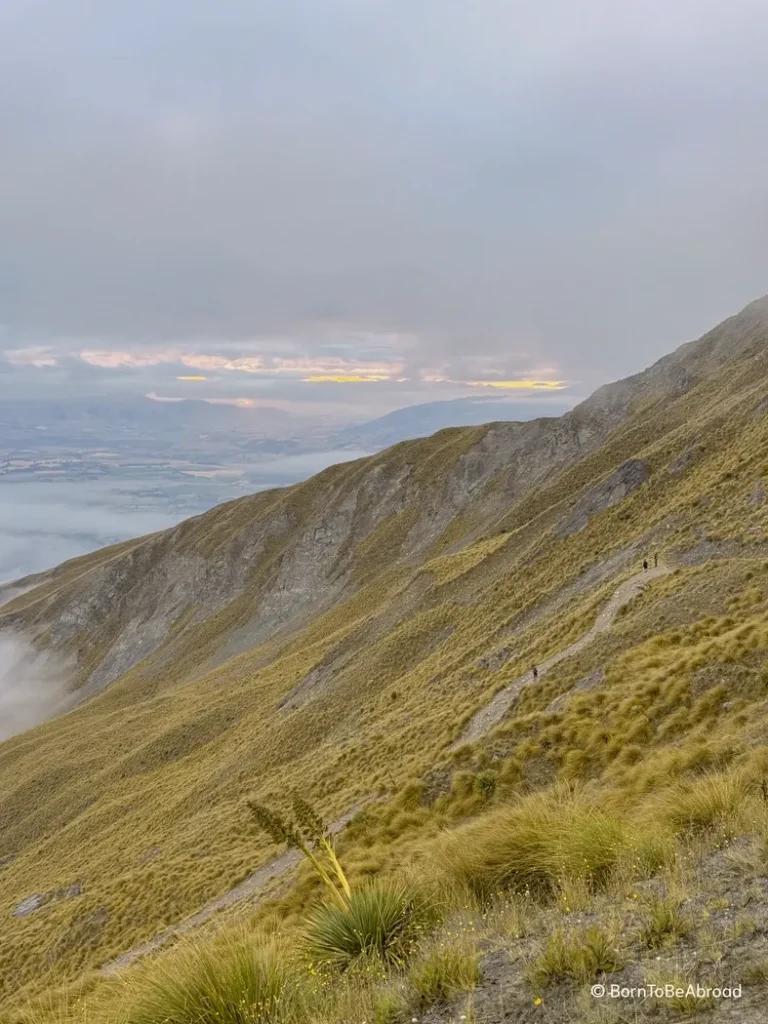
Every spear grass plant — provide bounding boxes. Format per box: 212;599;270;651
292;794;352;903
247;794;352;911
304;883;426;969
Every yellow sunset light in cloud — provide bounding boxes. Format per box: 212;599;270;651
464;379;567;390
177;375;207;381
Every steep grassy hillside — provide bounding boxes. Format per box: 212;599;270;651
2;298;768;1021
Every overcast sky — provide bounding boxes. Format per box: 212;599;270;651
1;0;767;418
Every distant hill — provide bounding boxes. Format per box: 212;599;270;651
0;395;296;439
337;396;573;448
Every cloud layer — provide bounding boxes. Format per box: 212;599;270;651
0;631;74;742
2;0;767;412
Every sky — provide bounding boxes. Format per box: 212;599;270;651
1;0;767;420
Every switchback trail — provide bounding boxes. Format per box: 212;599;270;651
101;564;670;975
455;564;671;746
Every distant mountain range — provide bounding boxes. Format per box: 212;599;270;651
0;394;573;450
337;396;573;448
0;395;296;439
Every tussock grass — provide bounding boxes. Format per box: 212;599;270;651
649;771;756;838
434;788;629;900
112;934;291;1024
406;936;481;1009
638;894;691;949
527;924;624;988
646;969;717;1015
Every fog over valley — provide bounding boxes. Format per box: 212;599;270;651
0;631;75;742
0;393;568;580
0;452;374;581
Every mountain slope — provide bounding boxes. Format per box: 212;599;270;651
1;297;768;1013
9;295;768;700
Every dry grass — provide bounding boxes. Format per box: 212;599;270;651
433;787;630;900
526;924;624;989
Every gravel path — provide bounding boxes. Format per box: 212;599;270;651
454;565;671;746
101;566;670;974
100;803;365;975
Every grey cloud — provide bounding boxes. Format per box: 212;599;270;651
0;631;75;742
1;0;767;392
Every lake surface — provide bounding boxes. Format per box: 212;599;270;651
0;448;374;581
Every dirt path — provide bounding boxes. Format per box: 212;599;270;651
101;566;670;975
454;565;671;746
100;803;365;975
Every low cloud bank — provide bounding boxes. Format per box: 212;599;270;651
0;631;75;741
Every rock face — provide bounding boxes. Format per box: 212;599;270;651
11;883;83;917
558;459;650;537
0;417;620;697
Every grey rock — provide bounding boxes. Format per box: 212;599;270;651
55;883;83;898
12;893;47;918
668;446;701;476
475;645;514;672
559;459;651;537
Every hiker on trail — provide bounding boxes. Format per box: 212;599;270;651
532;665;538;681
643;559;648;571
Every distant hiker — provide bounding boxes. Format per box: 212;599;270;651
532;665;538;681
643;559;648;571
654;553;658;568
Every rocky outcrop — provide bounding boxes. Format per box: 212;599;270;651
668;440;703;476
475;645;515;672
558;459;650;537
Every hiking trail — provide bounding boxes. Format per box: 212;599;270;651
101;804;365;974
455;564;670;746
100;564;670;974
